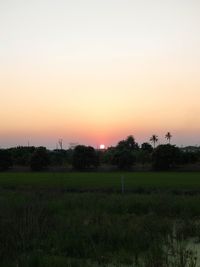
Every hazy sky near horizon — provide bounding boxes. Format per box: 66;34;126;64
0;0;200;148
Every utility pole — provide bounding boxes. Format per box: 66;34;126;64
58;139;63;150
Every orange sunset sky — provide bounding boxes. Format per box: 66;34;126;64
0;0;200;148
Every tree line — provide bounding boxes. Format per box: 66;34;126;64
0;134;200;171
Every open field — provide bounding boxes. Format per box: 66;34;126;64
0;172;200;192
1;172;200;266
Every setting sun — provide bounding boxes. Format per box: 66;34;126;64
0;0;200;148
100;144;105;150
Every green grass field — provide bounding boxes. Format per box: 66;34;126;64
1;172;200;266
0;172;200;191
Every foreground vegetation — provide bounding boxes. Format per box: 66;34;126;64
0;172;200;266
1;190;200;266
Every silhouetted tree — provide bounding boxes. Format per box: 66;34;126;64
72;145;99;170
150;135;158;148
50;149;71;166
102;147;116;165
109;136;138;169
112;149;135;170
9;146;35;166
30;147;50;171
152;144;180;170
165;132;172;144
137;142;153;166
179;151;199;165
0;149;13;171
136;150;151;166
117;135;139;151
141;142;153;153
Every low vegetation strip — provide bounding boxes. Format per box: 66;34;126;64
0;172;200;192
1;172;200;266
1;190;200;266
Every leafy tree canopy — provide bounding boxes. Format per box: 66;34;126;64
30;147;50;171
152;144;181;171
141;142;153;153
0;149;13;171
117;135;139;151
72;145;99;170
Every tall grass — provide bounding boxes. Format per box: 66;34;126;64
0;188;200;266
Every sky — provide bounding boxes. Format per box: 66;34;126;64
0;0;200;149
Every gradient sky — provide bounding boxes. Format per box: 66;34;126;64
0;0;200;148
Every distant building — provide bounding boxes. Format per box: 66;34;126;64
180;146;200;153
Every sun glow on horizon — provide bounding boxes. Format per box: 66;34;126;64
0;0;200;148
99;144;105;150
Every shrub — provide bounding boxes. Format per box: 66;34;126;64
30;147;50;171
0;149;12;171
152;144;181;171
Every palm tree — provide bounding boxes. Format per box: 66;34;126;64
150;134;158;148
165;132;172;144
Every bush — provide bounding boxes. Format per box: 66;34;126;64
152;144;181;171
30;147;50;171
0;149;12;171
72;145;99;170
112;149;136;170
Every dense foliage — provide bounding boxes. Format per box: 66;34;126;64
0;135;200;171
72;145;99;170
152;144;181;170
0;149;12;171
30;147;50;171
